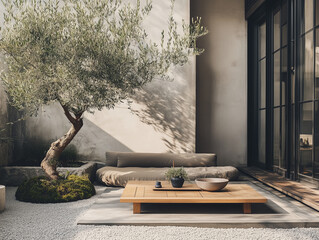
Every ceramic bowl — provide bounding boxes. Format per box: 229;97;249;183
195;178;229;191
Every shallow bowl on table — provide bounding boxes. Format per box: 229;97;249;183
195;178;229;191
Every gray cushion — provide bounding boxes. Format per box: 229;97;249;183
96;166;239;187
117;153;171;167
173;153;217;167
105;152;120;167
116;152;217;168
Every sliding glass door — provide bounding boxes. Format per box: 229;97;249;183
248;0;291;177
298;0;319;182
249;0;319;184
258;20;267;166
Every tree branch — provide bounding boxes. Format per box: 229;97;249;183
60;104;77;125
75;112;84;120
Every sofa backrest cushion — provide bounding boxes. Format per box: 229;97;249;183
105;152;120;167
115;152;217;168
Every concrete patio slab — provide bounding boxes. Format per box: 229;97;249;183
77;180;319;228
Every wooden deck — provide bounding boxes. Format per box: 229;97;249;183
239;167;319;211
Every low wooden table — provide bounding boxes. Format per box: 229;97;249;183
120;181;267;214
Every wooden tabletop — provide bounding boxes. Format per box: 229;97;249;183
120;181;267;204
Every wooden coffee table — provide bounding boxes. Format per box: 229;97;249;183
120;181;267;214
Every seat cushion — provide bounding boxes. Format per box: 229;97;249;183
115;152;217;168
96;166;239;187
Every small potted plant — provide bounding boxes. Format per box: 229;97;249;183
165;167;189;188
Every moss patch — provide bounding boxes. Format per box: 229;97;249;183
15;175;95;203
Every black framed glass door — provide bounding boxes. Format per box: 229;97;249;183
248;0;292;177
297;0;319;182
258;19;267;167
272;2;288;174
249;0;319;184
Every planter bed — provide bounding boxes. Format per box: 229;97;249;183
0;162;97;186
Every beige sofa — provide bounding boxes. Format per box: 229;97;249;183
96;152;239;187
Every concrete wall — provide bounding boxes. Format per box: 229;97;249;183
191;0;247;166
0;0;8;167
0;77;10;167
21;0;196;162
0;1;23;167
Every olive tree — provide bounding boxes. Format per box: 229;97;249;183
0;0;207;180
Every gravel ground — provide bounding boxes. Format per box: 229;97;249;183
1;186;319;240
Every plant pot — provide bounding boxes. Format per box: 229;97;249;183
171;177;184;188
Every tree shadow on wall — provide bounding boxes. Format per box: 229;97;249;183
131;77;195;153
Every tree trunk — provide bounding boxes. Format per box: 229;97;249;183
41;106;83;180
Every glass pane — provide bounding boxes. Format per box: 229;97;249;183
282;0;288;25
273;108;280;166
259;22;266;59
300;103;313;177
316;0;319;26
304;0;314;33
281;107;286;168
282;47;288;105
259;110;266;165
274;51;281;106
292;70;295;104
301;32;314;101
316;29;319;99
282;24;287;47
315;102;319;179
291;104;295;173
274;11;281;51
259;59;266;108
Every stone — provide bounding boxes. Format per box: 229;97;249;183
0;185;5;212
0;162;97;186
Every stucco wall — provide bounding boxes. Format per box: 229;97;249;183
0;1;9;166
20;0;196;162
0;55;12;167
0;81;9;166
191;0;247;166
0;1;23;166
0;2;10;166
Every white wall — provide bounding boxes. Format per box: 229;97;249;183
192;0;247;166
22;0;196;161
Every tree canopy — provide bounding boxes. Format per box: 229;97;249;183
0;0;207;117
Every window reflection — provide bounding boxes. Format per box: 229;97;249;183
259;22;266;59
300;103;313;176
281;107;286;168
314;102;319;178
274;52;281;106
274;11;281;51
273;108;280;166
259;59;266;108
301;32;314;101
282;47;287;105
282;24;287;47
315;29;319;99
259;110;266;165
304;0;314;33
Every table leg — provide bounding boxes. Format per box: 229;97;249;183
133;203;141;214
243;203;251;214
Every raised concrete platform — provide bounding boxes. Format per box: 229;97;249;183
0;185;5;212
240;167;319;211
77;179;319;228
0;162;97;186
